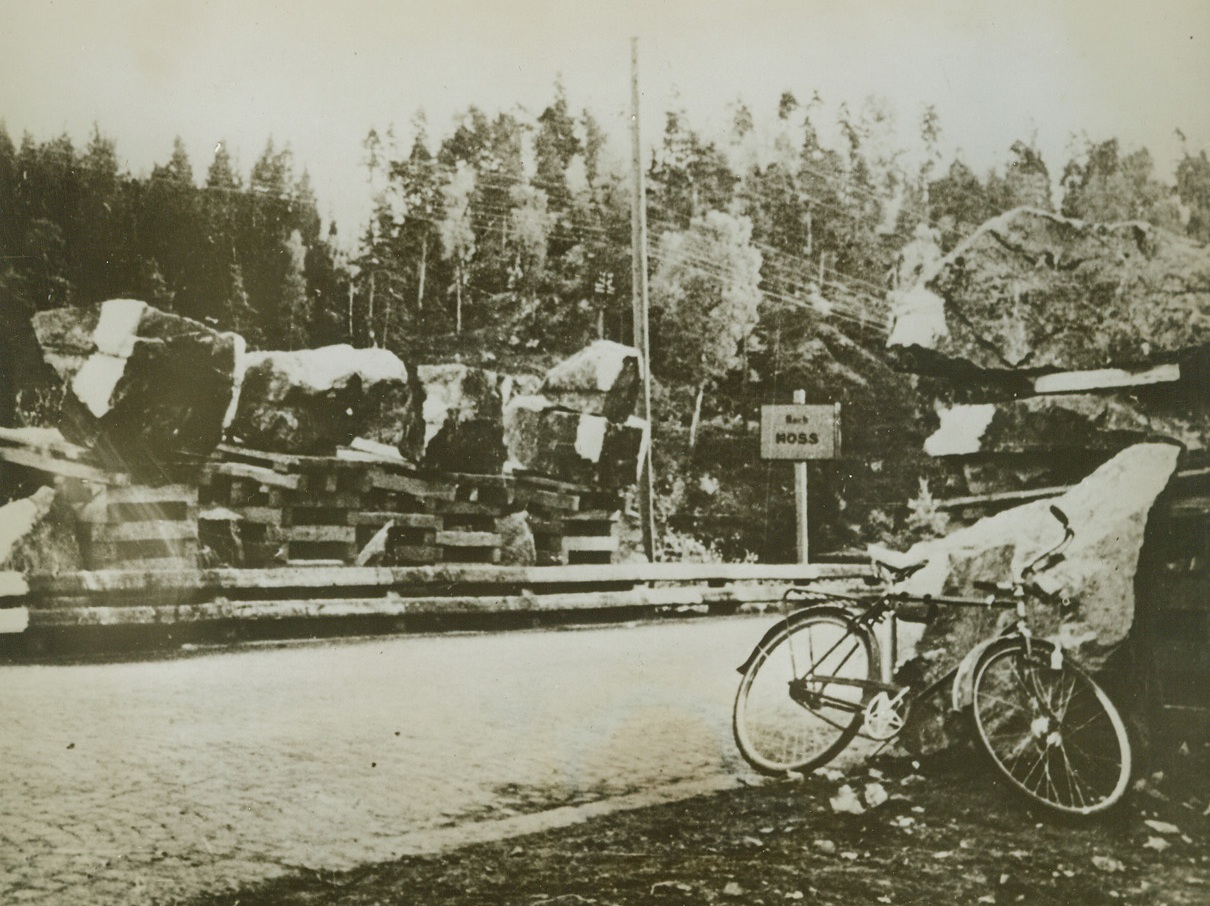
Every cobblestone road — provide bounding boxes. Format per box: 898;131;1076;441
1;616;769;904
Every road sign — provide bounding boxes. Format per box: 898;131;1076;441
759;403;841;461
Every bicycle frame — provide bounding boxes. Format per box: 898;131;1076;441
771;586;1023;724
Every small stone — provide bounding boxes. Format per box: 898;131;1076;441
864;782;889;808
1143;819;1180;835
829;784;866;815
1091;855;1125;873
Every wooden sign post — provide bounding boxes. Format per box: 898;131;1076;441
760;394;842;564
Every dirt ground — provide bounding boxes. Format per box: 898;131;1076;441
188;734;1209;906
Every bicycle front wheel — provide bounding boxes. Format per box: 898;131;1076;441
733;607;878;775
971;638;1132;816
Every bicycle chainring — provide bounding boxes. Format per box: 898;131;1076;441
863;689;910;740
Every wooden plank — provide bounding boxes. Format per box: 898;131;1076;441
562;535;619;553
436;531;502;548
436;500;501;517
935;485;1067;510
1167;496;1210;517
0;426;92;460
83;537;199;556
211;461;301;490
23;561;870;597
271;490;362;509
367;468;456;500
215;444;364;471
562;510;620;524
27;587;707;626
1032;363;1180;394
227;506;284;525
81;502;197;525
284;525;356;543
0;446;125;484
392;545;444;563
352;511;443;529
517;488;580;513
82;521;198;543
338;439;410;463
448;473;515;491
510;470;596;494
97;484;197;505
90;558;199;572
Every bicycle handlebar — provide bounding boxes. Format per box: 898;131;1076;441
1020;505;1075;583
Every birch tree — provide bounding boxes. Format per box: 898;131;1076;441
652;210;763;448
439;162;476;333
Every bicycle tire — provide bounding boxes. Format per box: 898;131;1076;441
971;637;1132;816
733;606;879;775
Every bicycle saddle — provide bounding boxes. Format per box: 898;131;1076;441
866;545;929;581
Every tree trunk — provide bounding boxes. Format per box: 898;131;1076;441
417;235;428;311
689;382;706;452
455;268;463;335
368;272;376;347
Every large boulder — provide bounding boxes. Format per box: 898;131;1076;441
888;208;1210;374
31;299;240;480
889;443;1180;752
417;364;507;474
897;442;1179;672
227;345;425;459
540;341;641;421
503;395;648;490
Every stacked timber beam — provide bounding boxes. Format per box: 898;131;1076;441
198;443;625;568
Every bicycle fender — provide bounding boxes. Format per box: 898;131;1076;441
950;637;999;712
952;636;1060;711
736;605;860;675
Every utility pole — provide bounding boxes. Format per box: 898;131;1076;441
793;389;809;564
630;37;657;561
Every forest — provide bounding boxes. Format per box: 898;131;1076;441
3;84;1209;559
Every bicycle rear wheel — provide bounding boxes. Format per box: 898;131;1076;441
733;607;878;775
971;638;1132;816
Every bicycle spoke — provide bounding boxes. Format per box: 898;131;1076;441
978;691;1033;715
1058;744;1091;809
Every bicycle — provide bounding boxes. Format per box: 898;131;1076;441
732;506;1133;817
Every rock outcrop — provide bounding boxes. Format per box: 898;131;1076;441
226;345;425;459
539;340;641;421
889;208;1210;374
418;364;508;474
503;395;648;490
31;299;240;480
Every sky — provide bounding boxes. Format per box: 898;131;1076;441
2;0;1208;244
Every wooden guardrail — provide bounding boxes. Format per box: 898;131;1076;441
2;562;870;633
